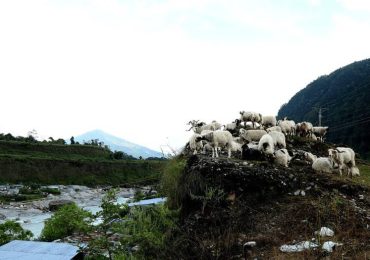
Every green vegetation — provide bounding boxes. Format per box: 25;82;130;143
159;156;186;209
278;58;370;160
87;189;130;259
40;187;61;195
354;163;370;187
0;138;166;186
0;184;62;203
0;193;45;203
0;156;165;186
0;220;33;245
118;204;177;259
40;189;178;259
40;203;93;241
0;140;112;160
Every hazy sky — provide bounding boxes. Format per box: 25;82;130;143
1;0;370;152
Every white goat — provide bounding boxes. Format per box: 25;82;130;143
308;133;318;142
240;111;262;128
297;121;313;137
312;126;329;142
224;119;242;134
273;148;292;167
262;115;277;128
351;166;360;176
188;120;222;134
278;118;296;136
230;139;245;157
200;130;234;158
189;134;203;155
258;134;275;156
312;157;335;174
200;129;213;136
268;131;286;149
266;126;282;133
239;129;267;143
304;152;317;164
328;147;356;176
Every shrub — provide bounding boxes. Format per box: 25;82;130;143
40;203;92;241
120;204;178;259
40;187;61;195
0;220;33;245
86;190;178;259
159;157;186;209
86;189;129;259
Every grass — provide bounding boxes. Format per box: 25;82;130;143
159;156;186;209
353;163;370;187
0;140;112;160
0;193;46;203
0;154;166;186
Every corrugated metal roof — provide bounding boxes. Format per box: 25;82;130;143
0;240;79;260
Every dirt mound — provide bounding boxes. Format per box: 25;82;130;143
172;153;370;259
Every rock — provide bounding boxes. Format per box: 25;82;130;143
48;200;74;211
243;241;256;248
322;241;343;252
280;241;318;252
0;213;6;220
315;227;334;237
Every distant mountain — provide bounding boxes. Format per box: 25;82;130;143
74;130;163;159
278;58;370;159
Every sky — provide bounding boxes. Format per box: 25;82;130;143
1;0;370;152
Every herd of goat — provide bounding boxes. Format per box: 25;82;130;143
186;111;360;178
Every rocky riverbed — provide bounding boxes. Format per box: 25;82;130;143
0;185;139;238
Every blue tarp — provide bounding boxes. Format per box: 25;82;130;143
0;240;79;260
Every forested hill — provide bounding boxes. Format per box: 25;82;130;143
278;58;370;159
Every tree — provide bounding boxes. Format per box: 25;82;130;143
87;189;129;259
0;220;33;245
27;129;38;141
113;151;124;160
55;138;66;145
70;136;75;145
40;203;92;241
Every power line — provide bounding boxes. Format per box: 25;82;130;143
312;82;370;109
324;109;370;126
320;106;370;125
328;117;370;133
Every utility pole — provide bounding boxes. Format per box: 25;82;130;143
313;107;327;126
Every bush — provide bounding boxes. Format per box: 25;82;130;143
0;220;33;245
40;187;61;195
160;157;186;209
120;204;178;259
40;203;92;241
85;189;178;259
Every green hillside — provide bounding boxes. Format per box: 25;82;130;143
0;140;112;160
278;58;370;159
0;139;166;186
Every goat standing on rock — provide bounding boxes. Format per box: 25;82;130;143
197;130;234;158
328;147;356;177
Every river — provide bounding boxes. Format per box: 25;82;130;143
0;185;165;239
